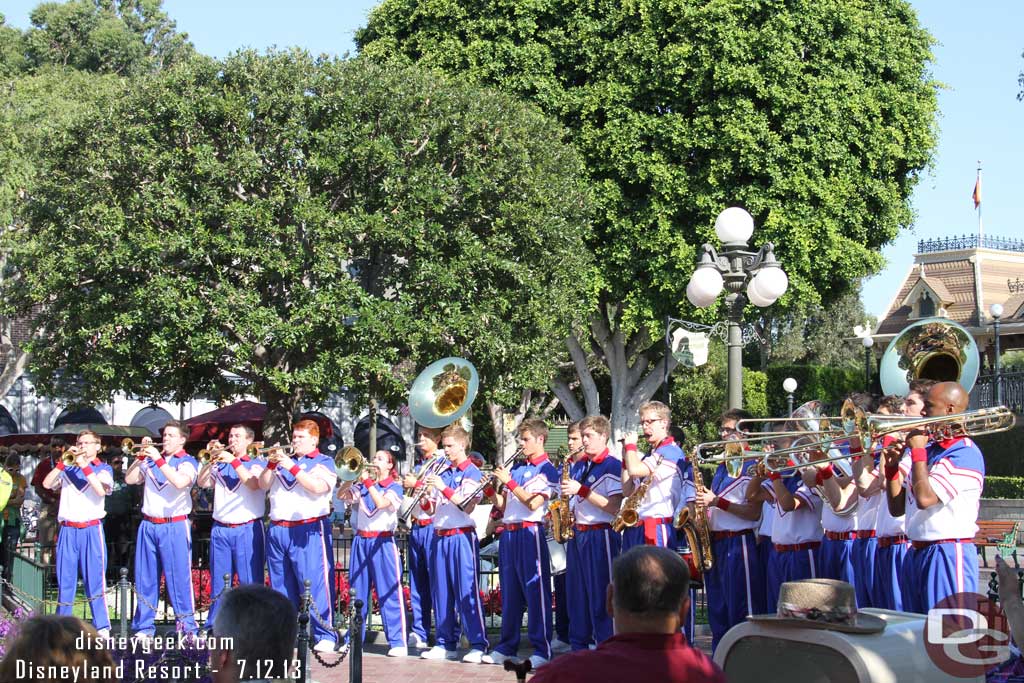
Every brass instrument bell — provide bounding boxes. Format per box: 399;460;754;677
407;357;479;429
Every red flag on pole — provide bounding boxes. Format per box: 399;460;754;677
972;175;982;209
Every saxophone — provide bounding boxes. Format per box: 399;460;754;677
674;447;713;574
611;445;659;532
549;448;578;543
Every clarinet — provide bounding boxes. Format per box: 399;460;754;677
457;447;524;511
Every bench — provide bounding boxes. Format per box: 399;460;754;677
974;520;1020;568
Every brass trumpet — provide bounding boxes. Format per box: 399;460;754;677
122;438;163;454
197;445;230;464
61;447;84;466
246;443;296;460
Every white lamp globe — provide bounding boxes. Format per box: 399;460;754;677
782;377;798;394
753;266;789;300
686;281;717;308
746;277;776;307
862;335;874;348
991;303;1004;319
689;266;724;301
714;207;754;244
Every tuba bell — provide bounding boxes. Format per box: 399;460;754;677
407;357;479;429
336;446;370;482
879;317;980;396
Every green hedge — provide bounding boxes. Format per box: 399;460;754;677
974;425;1024;476
984;476;1024;499
764;364;864;416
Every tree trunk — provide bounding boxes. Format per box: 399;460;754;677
261;383;303;446
563;304;680;447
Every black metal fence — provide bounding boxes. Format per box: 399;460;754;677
972;372;1024;414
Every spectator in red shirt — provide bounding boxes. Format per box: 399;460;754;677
531;545;726;683
31;445;60;563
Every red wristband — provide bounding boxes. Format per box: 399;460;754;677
267;460;278;470
154;458;167;468
716;498;731;512
414;480;424;490
56;462;66;471
361;477;375;489
577;485;592;499
505;480;519;492
231;458;242;469
881;435;898;449
768;471;782;481
884;465;900;481
624;443;638;453
81;465;93;476
816;464;835;486
482;486;497;498
289;464;301;476
442;486;456;500
136;454;147;462
910;448;928;464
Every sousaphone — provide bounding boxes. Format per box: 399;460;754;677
407;357;479;429
879;317;980;396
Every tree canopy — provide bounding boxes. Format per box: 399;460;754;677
1;51;594;438
357;0;940;425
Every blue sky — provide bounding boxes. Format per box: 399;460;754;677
3;1;1022;321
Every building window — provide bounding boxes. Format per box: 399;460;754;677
919;291;935;317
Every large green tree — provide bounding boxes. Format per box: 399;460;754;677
1;50;593;439
357;0;939;433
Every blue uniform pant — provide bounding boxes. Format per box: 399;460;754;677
875;540;908;610
349;535;407;648
706;532;764;652
132;519;197;635
905;541;979;614
208;520;266;626
431;530;488;652
767;545;818;613
322;518;337;612
496;526;552;659
852;536;877;608
553;571;568;642
623;520;695;644
817;537;856;589
56;523;110;630
407;522;434;641
566;526;620;650
267;520;334;644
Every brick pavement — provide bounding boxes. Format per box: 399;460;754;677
307;633;715;683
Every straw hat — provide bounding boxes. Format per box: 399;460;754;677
748;579;885;634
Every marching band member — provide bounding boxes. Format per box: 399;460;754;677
621;401;691;641
338;450;408;657
748;427;823;613
125;420;199;638
259;419;338;652
808;452;858;593
401;425;444;650
884;381;983;613
420;424;489;663
688;415;764;652
43;430;113;636
551;422;585;654
560;416;622;651
872;381;931;610
484;418;559;668
196;424;266;628
850;394;903;609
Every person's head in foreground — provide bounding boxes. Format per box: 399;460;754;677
0;615;116;683
210;585;299;683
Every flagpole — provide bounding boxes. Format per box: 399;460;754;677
976;161;983;241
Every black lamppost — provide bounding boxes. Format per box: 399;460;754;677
862;336;874;391
687;208;788;410
783;377;797;416
991;303;1004;405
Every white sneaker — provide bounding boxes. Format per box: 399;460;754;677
462;648;485;663
551;638;570;654
387;646;408;657
421;645;458;661
481;650;513;665
313;639;337;653
528;654;549;669
407;632;427;649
